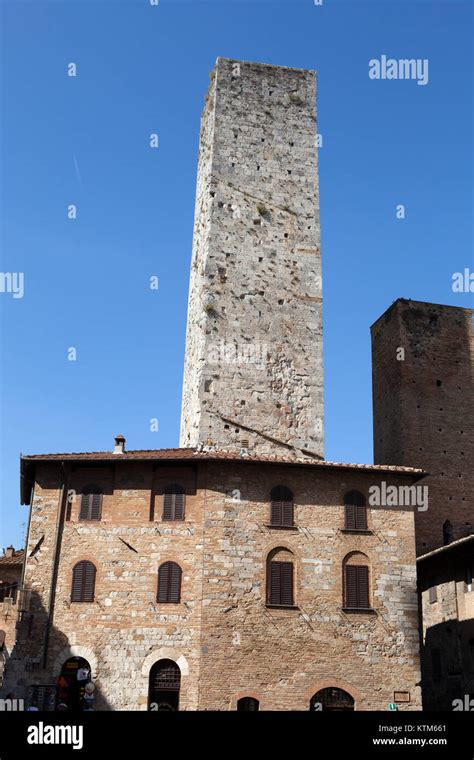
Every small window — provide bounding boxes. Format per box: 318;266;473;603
267;548;294;606
343;554;370;609
270;486;294;527
429;586;438;603
344;491;367;531
237;697;259;711
163;485;186;521
157;562;182;603
71;561;96;602
79;486;103;521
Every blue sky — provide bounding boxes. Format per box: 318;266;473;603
1;0;472;547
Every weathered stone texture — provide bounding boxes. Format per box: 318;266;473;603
180;58;324;457
371;299;474;554
6;458;421;710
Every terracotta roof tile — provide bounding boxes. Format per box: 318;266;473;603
0;549;25;566
20;447;425;474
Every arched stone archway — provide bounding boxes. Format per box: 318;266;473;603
53;645;98;681
141;648;189;677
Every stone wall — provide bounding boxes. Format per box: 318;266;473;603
371;299;474;554
180;58;324;457
5;457;421;710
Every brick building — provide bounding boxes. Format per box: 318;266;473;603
417;535;474;710
1;442;423;710
0;547;24;687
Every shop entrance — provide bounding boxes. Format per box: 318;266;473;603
56;656;93;711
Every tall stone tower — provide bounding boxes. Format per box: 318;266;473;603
180;58;324;457
371;299;474;554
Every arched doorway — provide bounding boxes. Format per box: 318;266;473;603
148;659;181;711
237;696;259;711
57;656;93;711
310;687;355;711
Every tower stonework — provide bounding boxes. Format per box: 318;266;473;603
371;299;474;555
180;58;324;457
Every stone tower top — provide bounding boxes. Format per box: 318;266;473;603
180;58;324;458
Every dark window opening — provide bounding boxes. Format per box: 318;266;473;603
270;486;294;527
310;688;354;712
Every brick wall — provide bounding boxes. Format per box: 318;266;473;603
5;457;421;710
371;299;474;554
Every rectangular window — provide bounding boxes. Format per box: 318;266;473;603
345;565;370;609
429;586;438;603
268;561;294;606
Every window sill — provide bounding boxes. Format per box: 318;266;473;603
342;607;376;614
265;604;299;610
340;529;372;535
160;518;186;523
264;524;298;530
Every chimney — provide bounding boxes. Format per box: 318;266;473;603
113;434;126;454
5;546;14;559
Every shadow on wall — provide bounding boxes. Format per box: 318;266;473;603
0;588;111;712
421;618;474;710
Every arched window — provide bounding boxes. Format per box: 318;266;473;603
270;486;294;527
344;490;367;531
148;659;181;711
343;552;370;610
79;486;103;521
71;561;96;602
157;561;182;603
237;696;259;711
267;547;294;607
163;485;186;521
443;520;454;546
310;687;354;711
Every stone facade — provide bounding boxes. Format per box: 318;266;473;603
180;58;324;458
0;547;24;687
371;299;474;555
3;450;422;710
417;536;474;709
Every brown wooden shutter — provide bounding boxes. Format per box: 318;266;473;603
90;492;102;521
355;505;367;530
168;563;181;603
269;561;293;605
82;562;96;602
269;562;281;604
79;494;91;521
157;563;170;602
163;486;185;520
345;565;369;608
173;492;185;521
71;561;96;602
79;488;102;521
357;566;369;608
270;487;293;526
271;500;282;525
345;565;358;608
345;504;356;529
280;562;293;605
163;493;174;521
157;562;181;603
